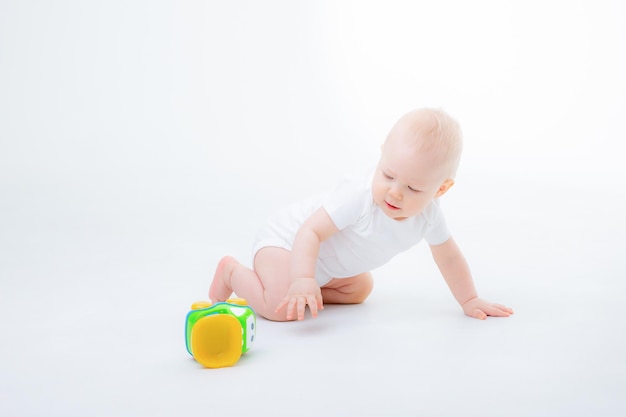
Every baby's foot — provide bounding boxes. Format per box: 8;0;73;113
209;256;238;302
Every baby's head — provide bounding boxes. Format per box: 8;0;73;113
384;108;463;180
372;108;463;220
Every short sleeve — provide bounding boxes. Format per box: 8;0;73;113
423;199;451;245
322;179;371;230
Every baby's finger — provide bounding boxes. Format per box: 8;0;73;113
317;294;324;311
296;297;307;320
470;308;487;320
485;305;512;317
307;295;319;318
275;297;289;313
492;304;514;314
286;298;298;320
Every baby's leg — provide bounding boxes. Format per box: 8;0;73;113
209;256;240;302
321;272;374;304
209;248;293;321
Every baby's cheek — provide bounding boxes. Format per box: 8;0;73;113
409;198;430;214
371;184;383;202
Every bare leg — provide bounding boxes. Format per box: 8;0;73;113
321;272;374;304
209;256;238;302
209;248;293;321
210;252;373;319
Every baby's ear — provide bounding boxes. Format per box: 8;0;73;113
435;179;455;197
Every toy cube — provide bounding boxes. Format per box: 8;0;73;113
185;298;256;368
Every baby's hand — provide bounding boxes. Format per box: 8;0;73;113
462;297;514;320
275;278;324;320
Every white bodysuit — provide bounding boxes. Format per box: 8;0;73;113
252;172;451;286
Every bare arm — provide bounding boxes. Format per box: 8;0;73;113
275;207;339;320
430;237;513;319
290;207;339;279
430;237;478;305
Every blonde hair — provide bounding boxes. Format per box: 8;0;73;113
387;107;463;179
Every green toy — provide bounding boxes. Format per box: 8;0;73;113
185;298;256;368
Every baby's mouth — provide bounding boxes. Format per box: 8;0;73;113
385;201;400;210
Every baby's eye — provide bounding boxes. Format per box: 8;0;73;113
408;186;421;193
383;172;393;180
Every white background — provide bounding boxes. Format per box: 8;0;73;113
1;1;625;416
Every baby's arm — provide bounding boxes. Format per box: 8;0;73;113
275;207;339;320
430;237;513;319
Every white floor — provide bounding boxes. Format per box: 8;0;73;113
1;173;625;417
2;1;626;416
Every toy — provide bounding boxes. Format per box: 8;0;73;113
185;298;256;368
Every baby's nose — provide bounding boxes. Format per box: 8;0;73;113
389;186;403;200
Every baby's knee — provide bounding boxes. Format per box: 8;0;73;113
321;272;374;304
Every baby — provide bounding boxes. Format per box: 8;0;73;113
209;108;513;321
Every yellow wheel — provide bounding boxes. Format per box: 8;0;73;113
225;298;248;306
190;301;213;310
